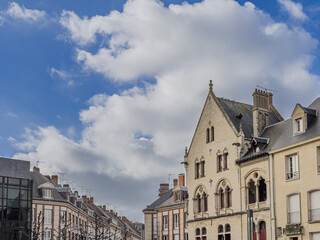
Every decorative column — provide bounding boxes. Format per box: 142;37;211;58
255;182;259;209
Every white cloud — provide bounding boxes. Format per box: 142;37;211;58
6;2;46;22
8;136;17;143
14;0;319;180
6;112;18;119
278;0;307;21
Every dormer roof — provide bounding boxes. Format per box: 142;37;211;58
37;182;55;189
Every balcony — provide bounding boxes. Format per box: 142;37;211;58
283;223;303;236
309;208;320;222
286;171;299;180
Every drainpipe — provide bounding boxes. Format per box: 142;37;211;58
268;154;277;240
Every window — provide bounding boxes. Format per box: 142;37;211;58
197;194;202;213
218;225;224;240
206;128;210;143
195;227;206;240
248;180;256;204
295;118;303;133
223;153;229;170
163;235;168;240
259;221;266;240
288;194;300;224
287;154;299;180
163;215;168;230
195;162;200;179
225;224;231;240
153;215;157;232
153;235;158;240
185;233;188;240
174;234;179;240
258;179;267;202
200;161;205;177
44;189;52;199
61;210;66;226
211;127;214;141
44;229;52;240
44;209;52;225
175;192;181;202
203;193;208;212
310;191;320;221
226;187;232;208
312;232;320;240
219;188;225;209
174;214;179;229
217;155;223;172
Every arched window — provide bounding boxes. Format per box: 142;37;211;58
223;153;229;170
219;188;225;209
225;224;231;240
195;162;200;179
259;221;266;240
248;180;256;204
202;228;206;235
196;228;200;236
211;127;214;141
203;193;208;212
197;194;201;213
226;187;232;208
217;155;223;172
258;179;267;202
200;161;205;177
206;128;210;143
218;225;224;233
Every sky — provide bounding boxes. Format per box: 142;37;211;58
0;0;320;222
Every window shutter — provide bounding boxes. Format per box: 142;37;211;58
311;191;320;210
294;155;299;173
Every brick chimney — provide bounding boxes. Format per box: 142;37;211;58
33;166;40;173
51;175;58;185
159;183;169;197
89;197;94;204
252;89;271;136
178;173;185;186
173;179;178;187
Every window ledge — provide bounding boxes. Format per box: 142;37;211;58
308;220;320;224
286;177;300;182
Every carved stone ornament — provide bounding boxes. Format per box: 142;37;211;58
222;181;226;187
199;187;203;193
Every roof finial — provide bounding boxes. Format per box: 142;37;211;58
209;80;213;91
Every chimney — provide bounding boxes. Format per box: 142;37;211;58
158;183;169;197
89;197;94;204
44;175;50;180
178;173;185;186
173;179;178;187
63;184;69;188
51;175;58;185
103;205;106;211
82;195;87;201
33;166;40;173
252;89;270;136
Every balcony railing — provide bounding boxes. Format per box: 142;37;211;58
286;171;299;180
288;211;300;224
309;208;320;221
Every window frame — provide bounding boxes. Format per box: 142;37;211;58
287;193;301;224
174;213;179;229
44;209;52;225
43;188;52;199
163;215;168;230
295;118;303;133
286;153;300;181
308;190;320;223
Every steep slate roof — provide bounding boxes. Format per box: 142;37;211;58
237;97;320;163
217;98;281;138
30;172;65;200
143;189;173;211
0;157;31;179
261;97;320;151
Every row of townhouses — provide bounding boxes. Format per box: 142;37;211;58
0;158;142;240
144;82;320;240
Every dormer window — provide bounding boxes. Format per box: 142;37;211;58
44;189;52;199
295;118;303;133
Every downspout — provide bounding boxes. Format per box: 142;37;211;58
239;163;243;240
268;154;277;240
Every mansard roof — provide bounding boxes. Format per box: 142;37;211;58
143;189;173;211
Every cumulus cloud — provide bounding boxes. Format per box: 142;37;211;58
5;2;46;22
14;0;319;180
278;0;307;21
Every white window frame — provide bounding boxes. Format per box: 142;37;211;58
286;154;299;180
295;118;303;133
163;215;168;230
44;189;52;199
174;234;179;240
288;194;301;224
309;190;320;222
174;213;179;229
153;215;157;232
44;229;52;240
44;209;52;225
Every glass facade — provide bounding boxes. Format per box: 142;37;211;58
0;176;32;240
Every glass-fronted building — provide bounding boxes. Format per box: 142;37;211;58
0;157;32;240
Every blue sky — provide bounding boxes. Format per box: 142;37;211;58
0;0;320;221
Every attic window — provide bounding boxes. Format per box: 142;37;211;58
44;189;52;199
295;118;303;133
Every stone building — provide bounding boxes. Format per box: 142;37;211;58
144;174;188;240
183;81;320;240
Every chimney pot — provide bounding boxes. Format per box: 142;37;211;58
178;174;185;186
33;166;40;173
173;179;178;187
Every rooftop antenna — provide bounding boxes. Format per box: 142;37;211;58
256;85;278;93
36;160;45;167
168;174;174;188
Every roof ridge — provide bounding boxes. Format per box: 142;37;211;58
217;97;253;107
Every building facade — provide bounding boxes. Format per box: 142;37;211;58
0;157;33;240
144;174;188;240
145;82;320;240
